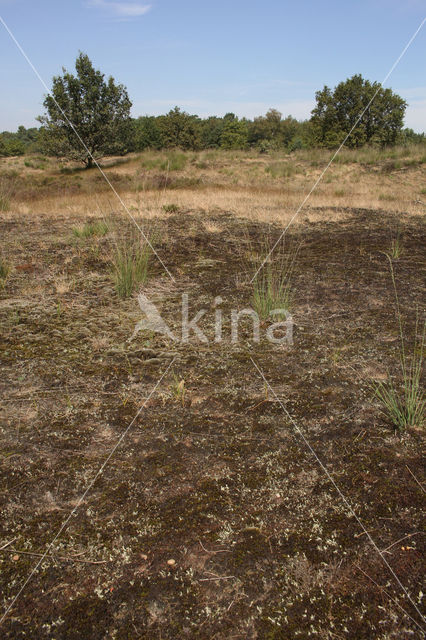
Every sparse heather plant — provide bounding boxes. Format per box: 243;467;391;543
372;257;424;430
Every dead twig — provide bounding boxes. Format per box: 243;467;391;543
406;465;425;494
0;538;17;551
198;540;230;554
199;575;236;581
381;532;424;553
0;548;108;565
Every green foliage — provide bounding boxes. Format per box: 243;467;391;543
311;75;406;148
200;116;225;148
132;116;163;151
38;52;132;167
220;114;248;150
1;76;420;160
248;110;307;151
157;107;201;150
0;134;25;157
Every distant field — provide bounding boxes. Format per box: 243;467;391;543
0;146;425;638
1;144;425;222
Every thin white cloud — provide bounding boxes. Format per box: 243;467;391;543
87;0;151;18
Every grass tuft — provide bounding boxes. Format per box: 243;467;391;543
0;256;10;288
372;257;424;430
162;203;180;213
251;241;298;321
72;220;109;238
0;194;10;212
111;234;152;298
388;233;403;259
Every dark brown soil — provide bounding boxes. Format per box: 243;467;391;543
0;206;425;638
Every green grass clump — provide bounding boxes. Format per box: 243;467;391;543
252;265;292;321
24;158;47;170
387;233;403;259
160;152;187;171
72;220;109;238
162;203;179;213
112;236;152;298
251;242;298;322
378;193;397;202
372;257;424;430
265;162;300;179
141;151;188;172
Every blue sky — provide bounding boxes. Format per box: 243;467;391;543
0;0;425;132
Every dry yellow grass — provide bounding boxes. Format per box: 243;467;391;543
1;146;425;225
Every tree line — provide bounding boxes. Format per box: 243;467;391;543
0;53;424;164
